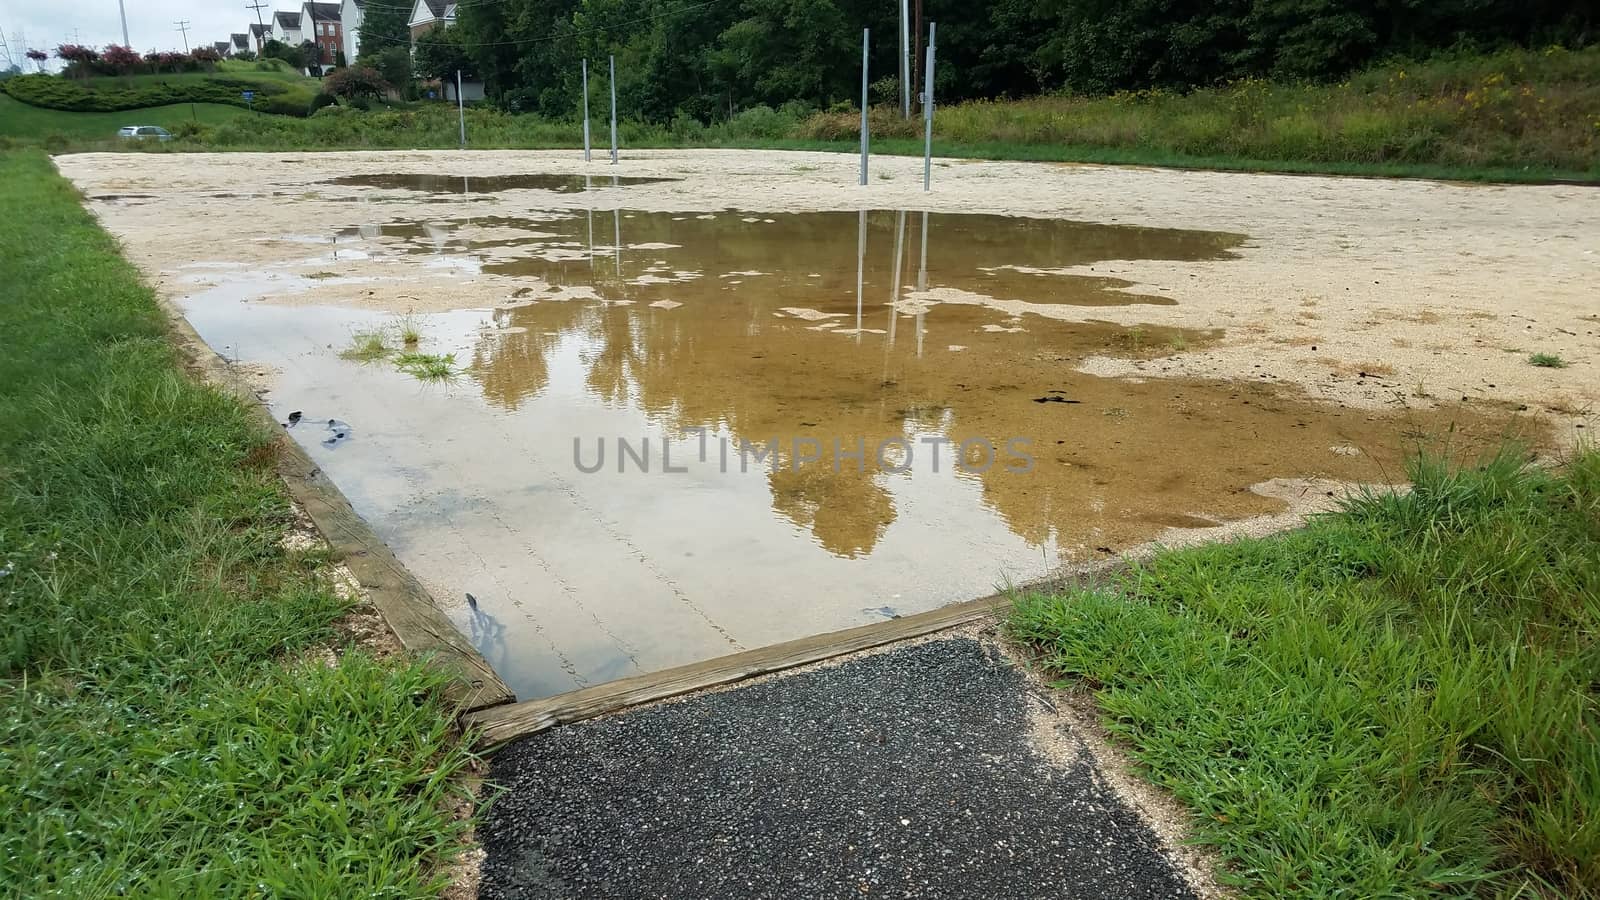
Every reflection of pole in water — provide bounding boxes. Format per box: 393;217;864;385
613;208;622;274
586;174;595;268
916;210;929;357
854;209;867;343
888;209;907;344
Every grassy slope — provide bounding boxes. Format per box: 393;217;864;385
1011;450;1600;897
0;149;474;896
0;94;252;140
6;47;1596;182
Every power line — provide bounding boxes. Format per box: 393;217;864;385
174;20;192;53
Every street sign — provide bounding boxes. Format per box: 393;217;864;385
242;90;254;112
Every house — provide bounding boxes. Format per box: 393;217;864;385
407;0;455;41
249;22;272;51
212;41;232;58
231;33;251;55
300;2;343;67
271;10;303;48
339;0;363;63
409;0;482;99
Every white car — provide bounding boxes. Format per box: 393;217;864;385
117;125;172;141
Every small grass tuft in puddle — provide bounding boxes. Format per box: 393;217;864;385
341;329;393;362
1529;352;1569;368
396;313;424;347
395;351;457;382
1010;446;1600;897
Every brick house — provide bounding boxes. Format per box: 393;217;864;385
300;2;344;66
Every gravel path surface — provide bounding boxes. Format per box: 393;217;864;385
478;638;1196;899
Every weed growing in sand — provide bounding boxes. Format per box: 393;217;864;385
341;330;392;362
1012;447;1600;897
1529;352;1568;368
1166;334;1188;352
395;351;457;382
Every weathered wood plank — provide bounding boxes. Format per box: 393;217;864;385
461;592;1013;749
157;297;515;713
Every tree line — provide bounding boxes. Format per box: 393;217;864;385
354;0;1592;120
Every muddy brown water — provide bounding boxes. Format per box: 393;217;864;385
322;173;680;193
183;206;1541;698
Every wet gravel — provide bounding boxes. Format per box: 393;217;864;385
478;638;1196;900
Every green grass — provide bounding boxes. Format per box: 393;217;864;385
0;94;252;142
1530;352;1570;368
342;330;395;362
10;46;1598;182
395;352;458;382
0;149;475;896
1010;448;1600;897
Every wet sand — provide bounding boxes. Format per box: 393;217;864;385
53;149;1591;698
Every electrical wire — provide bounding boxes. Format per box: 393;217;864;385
348;0;731;50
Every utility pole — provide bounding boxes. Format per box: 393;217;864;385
246;1;269;50
118;0;130;47
174;20;191;53
608;55;617;165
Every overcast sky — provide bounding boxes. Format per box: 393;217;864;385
2;0;288;60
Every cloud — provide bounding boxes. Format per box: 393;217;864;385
6;0;286;57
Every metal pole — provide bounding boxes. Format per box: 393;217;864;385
922;22;936;192
888;209;905;343
608;55;618;165
899;0;910;118
582;59;591;163
859;28;869;186
916;210;928;357
118;0;130;47
457;70;466;148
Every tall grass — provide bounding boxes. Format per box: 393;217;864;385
0;149;475;895
799;46;1600;175
16;46;1595;180
1011;447;1600;896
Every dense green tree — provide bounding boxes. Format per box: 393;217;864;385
448;0;1595;118
414;23;475;80
356;2;412;64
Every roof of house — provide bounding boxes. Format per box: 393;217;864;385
213;41;231;53
419;0;447;20
232;32;250;47
250;23;271;37
304;2;342;21
274;10;302;28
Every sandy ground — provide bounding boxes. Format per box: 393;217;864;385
57;149;1599;433
50;149;1598;701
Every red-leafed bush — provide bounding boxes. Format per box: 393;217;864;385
101;45;142;74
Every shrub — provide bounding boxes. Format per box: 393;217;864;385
324;65;388;101
309;91;337;114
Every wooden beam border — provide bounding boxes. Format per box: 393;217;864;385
464;575;1075;750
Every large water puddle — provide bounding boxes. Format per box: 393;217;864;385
346;208;1246;306
182;207;1538;699
322;173;679;193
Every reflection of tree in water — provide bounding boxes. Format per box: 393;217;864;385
466;210;1520;558
470;304;586;410
769;458;895;558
